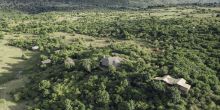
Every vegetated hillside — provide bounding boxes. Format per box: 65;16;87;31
0;0;219;8
1;0;219;4
0;0;219;13
129;0;220;7
3;7;220;109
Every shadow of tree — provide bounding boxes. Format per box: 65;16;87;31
0;52;40;110
0;52;39;84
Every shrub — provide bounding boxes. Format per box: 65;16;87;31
21;53;28;60
64;58;75;69
13;92;22;102
81;59;92;72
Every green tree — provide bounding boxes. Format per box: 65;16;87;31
72;99;85;110
95;90;110;105
39;80;51;90
64;58;75;69
81;59;92;72
118;100;135;110
64;99;73;110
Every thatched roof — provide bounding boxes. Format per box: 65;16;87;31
154;75;191;93
41;59;52;64
100;56;123;67
32;46;39;50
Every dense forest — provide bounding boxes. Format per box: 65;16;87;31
0;6;218;109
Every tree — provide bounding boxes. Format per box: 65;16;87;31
38;80;51;97
95;90;110;105
118;100;135;110
81;59;92;72
39;80;51;91
135;101;149;110
108;65;116;74
64;99;73;110
64;57;75;69
52;84;64;96
72;99;85;110
169;87;181;104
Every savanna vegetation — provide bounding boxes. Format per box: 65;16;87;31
0;5;220;110
0;0;219;13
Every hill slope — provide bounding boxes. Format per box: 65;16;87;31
0;0;219;13
0;0;219;8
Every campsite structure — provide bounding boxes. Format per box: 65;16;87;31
32;46;39;50
41;59;52;64
154;75;191;93
100;56;123;67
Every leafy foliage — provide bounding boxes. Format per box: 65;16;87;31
6;8;220;110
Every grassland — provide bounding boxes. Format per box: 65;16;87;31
0;34;36;110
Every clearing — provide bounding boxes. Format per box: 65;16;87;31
0;35;35;110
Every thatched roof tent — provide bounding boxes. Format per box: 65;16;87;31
100;56;123;67
32;46;39;50
41;59;52;64
154;75;191;93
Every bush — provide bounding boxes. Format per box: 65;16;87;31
21;53;28;60
64;58;75;69
13;93;22;102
